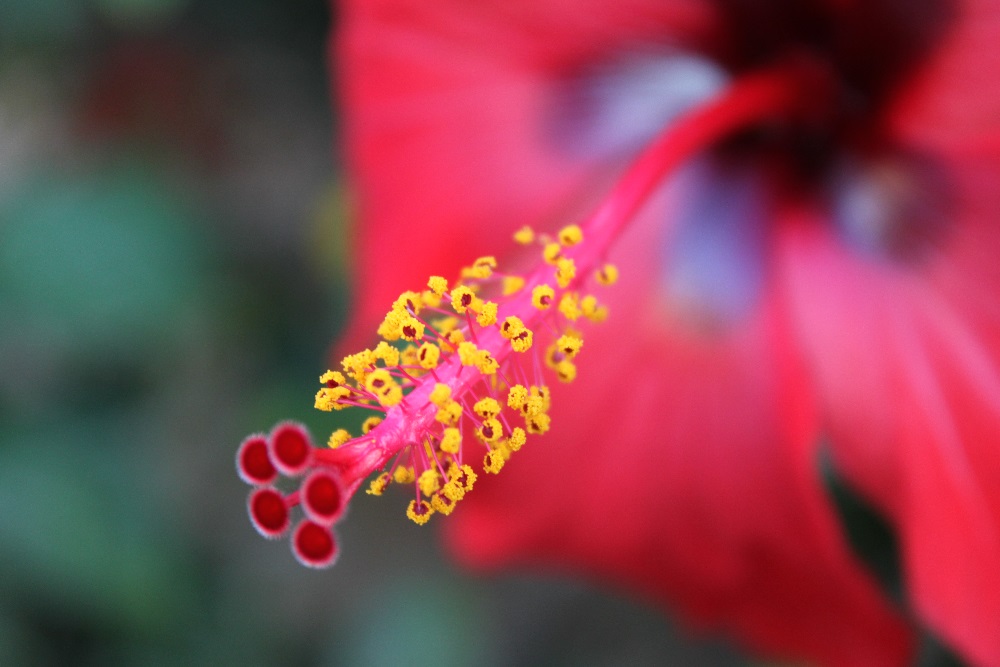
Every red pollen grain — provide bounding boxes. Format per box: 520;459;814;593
303;471;343;525
249;488;289;538
292;520;337;568
237;435;277;485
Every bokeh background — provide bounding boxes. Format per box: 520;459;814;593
0;0;752;664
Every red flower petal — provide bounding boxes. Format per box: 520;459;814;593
779;155;1000;666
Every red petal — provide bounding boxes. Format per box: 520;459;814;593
779;150;1000;665
888;0;1000;152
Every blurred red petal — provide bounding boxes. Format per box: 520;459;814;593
780;153;1000;664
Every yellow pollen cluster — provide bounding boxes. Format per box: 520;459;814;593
461;256;498;280
310;225;617;528
450;285;481;314
328;429;351;448
513;225;535;245
596;263;618;285
417;342;440;369
558;224;583;246
503;276;525;295
362;417;383;434
532;284;554;309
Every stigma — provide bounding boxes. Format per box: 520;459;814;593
237;224;615;567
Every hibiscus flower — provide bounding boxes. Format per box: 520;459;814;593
250;0;997;663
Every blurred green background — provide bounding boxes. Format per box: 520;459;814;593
0;1;747;664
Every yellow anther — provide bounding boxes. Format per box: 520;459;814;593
558;224;583;247
319;370;346;386
418;469;441;496
513;225;535;245
315;386;351;411
435;316;460;334
538;385;552;412
555;258;576;288
580;294;609;322
431;493;458;515
442;479;465;502
451;285;481;314
462;256;497;279
457;341;480;366
327;429;352;448
443;328;466;348
393;290;423;314
517;385;549;417
555;333;583;360
373;341;401;366
377;309;406;341
483;450;505;474
364;368;392;394
500;316;524;339
362;416;383;434
543;242;562;264
521;394;546;417
473;397;501;419
556;359;577;383
429;383;452;407
510;328;533;353
440;427;462;454
366;473;391;496
417;342;440;369
406;499;434;525
507;385;528;410
400;345;420;367
502;275;525;295
427;275;448;296
527;412;552;434
476;349;499;375
532;284;555;309
501;317;533;352
421;289;442;308
365;368;403;407
508;427;527;452
476;301;498;327
435;400;463;425
342;350;375;382
596;263;619;285
477;418;503;444
448;463;477;492
399;315;425;341
558;292;582;321
394;466;415;484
